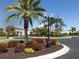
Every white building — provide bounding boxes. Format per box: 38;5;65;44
14;26;31;37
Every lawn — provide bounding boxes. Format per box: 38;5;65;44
0;36;9;43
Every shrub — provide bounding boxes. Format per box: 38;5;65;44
0;43;8;53
50;39;60;46
52;31;61;37
0;43;8;48
23;48;34;54
14;44;25;53
32;41;42;51
19;40;24;43
0;32;6;36
16;40;24;44
8;40;17;48
33;39;44;43
69;32;79;36
25;41;33;48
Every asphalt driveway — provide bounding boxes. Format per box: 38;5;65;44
55;37;79;59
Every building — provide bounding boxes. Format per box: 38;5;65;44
14;26;31;37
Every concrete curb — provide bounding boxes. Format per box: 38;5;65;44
25;44;70;59
30;36;72;40
50;36;72;39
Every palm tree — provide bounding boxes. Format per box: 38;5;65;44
54;17;65;31
6;26;16;37
0;28;3;33
5;0;45;42
70;27;76;33
41;17;55;29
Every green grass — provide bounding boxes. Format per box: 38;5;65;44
0;36;9;43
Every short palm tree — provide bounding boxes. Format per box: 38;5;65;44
5;0;45;42
0;28;3;33
6;26;16;37
54;17;65;31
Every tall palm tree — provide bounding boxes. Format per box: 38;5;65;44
41;17;55;29
70;27;76;33
5;0;45;42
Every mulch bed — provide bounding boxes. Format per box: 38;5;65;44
0;45;63;59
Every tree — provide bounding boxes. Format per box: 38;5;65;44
0;28;6;36
6;26;16;37
40;17;55;29
0;28;3;33
5;0;45;42
54;17;66;31
70;27;76;33
40;16;65;31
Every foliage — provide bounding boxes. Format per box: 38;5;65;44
31;27;49;36
69;32;79;36
40;17;65;31
5;0;45;42
33;39;44;43
40;28;48;36
0;28;6;36
0;32;6;36
30;27;41;36
0;43;8;53
25;41;33;48
70;27;76;33
14;44;25;53
50;39;60;46
6;26;17;37
23;48;34;54
32;41;42;51
8;40;17;48
52;31;61;37
16;40;25;44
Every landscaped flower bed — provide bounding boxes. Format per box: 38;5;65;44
0;39;63;59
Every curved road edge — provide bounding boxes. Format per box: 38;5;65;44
25;44;70;59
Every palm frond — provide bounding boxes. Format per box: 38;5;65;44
32;0;41;8
16;12;24;20
6;14;17;22
5;6;14;12
36;12;44;17
5;5;22;12
29;16;33;26
34;7;46;11
29;0;33;5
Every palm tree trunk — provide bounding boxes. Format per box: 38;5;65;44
23;14;29;43
24;29;28;42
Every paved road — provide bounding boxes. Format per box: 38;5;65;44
55;37;79;59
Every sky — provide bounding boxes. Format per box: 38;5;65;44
0;0;79;30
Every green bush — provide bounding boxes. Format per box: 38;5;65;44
69;32;79;36
0;32;6;36
52;31;61;37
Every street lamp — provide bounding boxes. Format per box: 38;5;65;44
44;14;51;48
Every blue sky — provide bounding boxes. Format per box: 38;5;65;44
0;0;79;30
